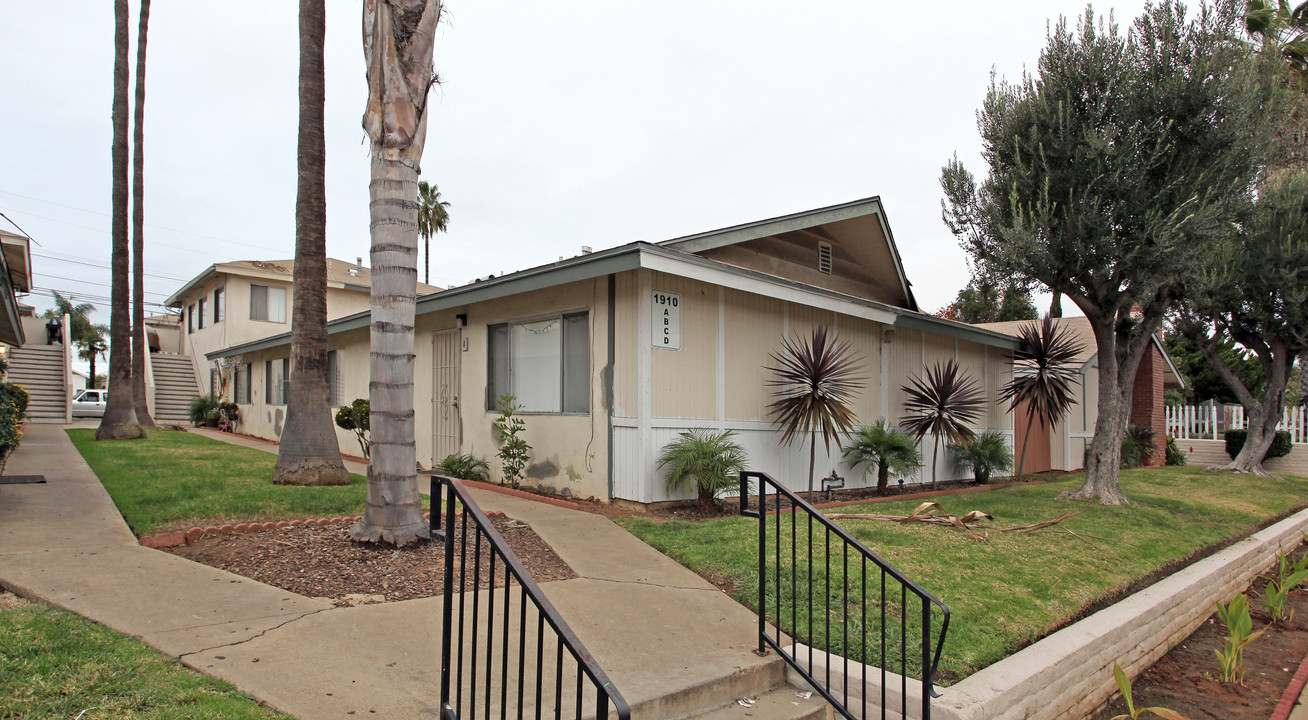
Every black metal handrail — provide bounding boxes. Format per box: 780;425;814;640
430;475;630;720
738;471;950;720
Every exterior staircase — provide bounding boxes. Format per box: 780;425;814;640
150;354;198;424
7;345;67;422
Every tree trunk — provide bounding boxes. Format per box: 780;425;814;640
930;435;940;490
274;0;350;487
1058;315;1154;505
351;0;441;545
1200;337;1292;476
88;352;98;389
1016;407;1034;480
805;429;817;501
97;0;144;442
130;0;154;429
876;461;889;495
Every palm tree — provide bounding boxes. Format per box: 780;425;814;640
950;430;1014;484
998;316;1085;479
42;292;108;387
273;0;350;487
657;429;748;511
900;359;985;490
352;0;442;545
97;0;144;441
1246;0;1308;90
765;324;864;498
416;180;449;286
842;420;923;495
130;0;154;428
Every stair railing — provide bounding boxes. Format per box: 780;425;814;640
430;474;630;720
739;471;950;720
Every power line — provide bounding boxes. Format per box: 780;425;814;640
0;211;42;246
31;252;187;282
29;286;173;310
32;273;171;298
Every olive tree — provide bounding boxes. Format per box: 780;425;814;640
941;2;1275;504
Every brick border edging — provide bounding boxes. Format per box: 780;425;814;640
459;478;582;510
1271;650;1308;720
137;509;509;549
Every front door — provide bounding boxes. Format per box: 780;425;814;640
432;329;462;466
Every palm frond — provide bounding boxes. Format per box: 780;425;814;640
842;419;923;480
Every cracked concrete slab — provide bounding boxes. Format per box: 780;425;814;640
178;597;445;719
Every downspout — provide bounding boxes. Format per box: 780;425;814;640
605;273;616;500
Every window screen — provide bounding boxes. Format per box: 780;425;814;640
198;297;207;330
251;285;287;323
486;311;589;413
214;288;225;323
235;363;251;404
327;350;342;407
266;358;288;404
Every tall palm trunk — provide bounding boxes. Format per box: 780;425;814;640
97;0;144;441
274;0;350;487
130;0;154;429
351;0;442;545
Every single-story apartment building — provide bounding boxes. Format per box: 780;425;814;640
207;198;1022;503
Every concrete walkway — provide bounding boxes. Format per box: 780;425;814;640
0;424;801;719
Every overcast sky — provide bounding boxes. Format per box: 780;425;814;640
2;0;1152;329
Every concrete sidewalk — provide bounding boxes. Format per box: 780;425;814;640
0;425;805;719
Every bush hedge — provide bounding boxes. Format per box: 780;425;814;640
1224;429;1292;461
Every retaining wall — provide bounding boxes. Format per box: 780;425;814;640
1183;438;1308;477
787;507;1308;719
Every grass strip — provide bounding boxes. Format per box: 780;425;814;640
67;428;375;536
0;598;292;719
617;466;1308;682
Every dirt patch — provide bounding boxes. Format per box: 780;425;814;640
0;591;31;611
1093;546;1308;720
166;515;576;607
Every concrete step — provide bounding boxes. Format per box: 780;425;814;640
685;686;829;720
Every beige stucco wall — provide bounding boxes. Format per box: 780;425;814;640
1048;359;1098;472
174;273;371;399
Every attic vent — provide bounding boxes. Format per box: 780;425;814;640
818;242;833;274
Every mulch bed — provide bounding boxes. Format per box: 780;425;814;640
1093;546;1308;720
166;515;576;607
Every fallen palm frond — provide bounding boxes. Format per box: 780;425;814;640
828;502;1086;543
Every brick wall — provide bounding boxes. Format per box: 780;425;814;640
1130;345;1166;466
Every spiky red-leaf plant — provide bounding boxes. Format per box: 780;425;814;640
999;316;1086;478
900;359;985;489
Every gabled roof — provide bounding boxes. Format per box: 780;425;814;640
659;197;918;311
166;257;444;307
975;317;1184;389
210;239;1017;361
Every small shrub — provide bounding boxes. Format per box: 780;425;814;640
188;394;220;426
949;430;1013;484
1224;429;1292;461
657;428;749;510
334;398;370;460
1120;425;1157;468
842;420;923;494
0;382;27;475
1164;436;1186;466
492;394;531;489
439;452;490;482
1214;592;1265;684
1108;662;1188;720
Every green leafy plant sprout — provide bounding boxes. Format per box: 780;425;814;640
950;429;1014;484
1214;592;1266;684
439;452;490;482
1164;436;1187;466
1262;548;1308;623
1109;662;1188;720
842;419;922;495
334;398;370;460
657;428;749;510
493;394;531;489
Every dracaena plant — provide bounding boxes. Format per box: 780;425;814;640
999;316;1085;479
900;359;985;490
766;325;864;499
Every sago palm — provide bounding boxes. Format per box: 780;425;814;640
998;316;1085;479
657;429;748;511
766;325;864;498
842;420;923;495
950;430;1013;484
900;359;985;490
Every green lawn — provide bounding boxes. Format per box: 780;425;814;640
617;466;1308;683
67;428;374;536
0;597;292;719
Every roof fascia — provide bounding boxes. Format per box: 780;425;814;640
892;313;1020;350
658;197;885;254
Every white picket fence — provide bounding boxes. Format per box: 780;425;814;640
1166;404;1308;444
